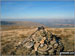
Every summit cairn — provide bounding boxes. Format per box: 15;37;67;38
11;26;64;55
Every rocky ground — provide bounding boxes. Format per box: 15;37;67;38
1;27;75;55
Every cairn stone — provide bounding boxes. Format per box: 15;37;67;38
14;26;64;55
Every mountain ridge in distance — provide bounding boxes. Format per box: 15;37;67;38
1;19;75;28
1;21;45;27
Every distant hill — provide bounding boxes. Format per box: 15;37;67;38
0;21;45;27
1;19;75;28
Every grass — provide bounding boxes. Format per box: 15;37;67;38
1;26;75;55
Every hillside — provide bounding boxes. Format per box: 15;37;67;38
0;21;45;30
1;19;75;28
1;27;75;55
1;21;44;26
0;20;75;55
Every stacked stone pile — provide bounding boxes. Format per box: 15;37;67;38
11;26;64;55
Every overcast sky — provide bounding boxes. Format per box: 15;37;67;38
1;1;74;19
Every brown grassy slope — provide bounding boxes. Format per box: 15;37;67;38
1;27;75;55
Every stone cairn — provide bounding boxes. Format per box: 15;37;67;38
11;26;64;55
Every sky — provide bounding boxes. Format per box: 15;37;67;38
1;1;74;19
